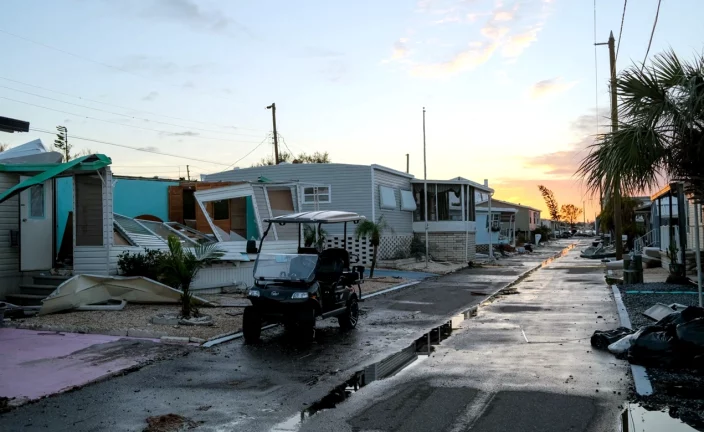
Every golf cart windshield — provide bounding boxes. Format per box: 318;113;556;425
254;254;318;283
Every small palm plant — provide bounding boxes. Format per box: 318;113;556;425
160;236;224;319
303;225;327;251
355;216;391;278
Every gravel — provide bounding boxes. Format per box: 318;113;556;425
617;281;704;427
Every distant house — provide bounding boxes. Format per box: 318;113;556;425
476;198;541;242
203;163;493;262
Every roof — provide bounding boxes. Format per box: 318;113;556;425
206;162;412;180
476;206;518;213
264;211;366;224
371;164;414;178
477;198;541;212
410;178;494;193
0;154;112;205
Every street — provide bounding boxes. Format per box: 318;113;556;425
0;240;630;432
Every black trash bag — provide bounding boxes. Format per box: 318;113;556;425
591;327;634;350
656;306;704;328
676;318;704;351
628;326;681;367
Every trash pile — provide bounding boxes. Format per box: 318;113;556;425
592;306;704;368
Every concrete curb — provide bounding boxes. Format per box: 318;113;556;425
611;285;654;396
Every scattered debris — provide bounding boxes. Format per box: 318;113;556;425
590;327;634;350
143;414;197;432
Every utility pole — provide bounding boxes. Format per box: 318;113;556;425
423;107;429;267
597;31;622;259
266;103;279;165
186;165;191;181
406;154;409;173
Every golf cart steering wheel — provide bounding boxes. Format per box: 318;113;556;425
279;271;288;278
350;253;360;263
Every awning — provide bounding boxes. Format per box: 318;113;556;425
0;154;111;204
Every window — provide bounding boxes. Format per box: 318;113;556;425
213;200;229;220
437;185;462;221
303;186;331;204
29;184;44;218
379;186;396;210
400;190;417;211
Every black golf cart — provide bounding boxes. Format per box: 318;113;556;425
243;211;366;343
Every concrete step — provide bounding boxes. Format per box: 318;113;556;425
6;293;45;306
32;274;70;287
19;284;57;296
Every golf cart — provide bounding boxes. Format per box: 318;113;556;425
243;211;366;343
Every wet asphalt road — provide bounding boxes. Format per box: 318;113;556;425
295;241;630;432
0;241;574;432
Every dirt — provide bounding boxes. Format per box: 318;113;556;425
143;414;198;432
361;277;409;295
390;260;465;274
14;302;245;340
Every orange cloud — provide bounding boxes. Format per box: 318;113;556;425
410;41;499;77
529;77;577;99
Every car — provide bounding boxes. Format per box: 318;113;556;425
243;211;366;344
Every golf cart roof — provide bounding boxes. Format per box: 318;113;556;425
264;211;365;224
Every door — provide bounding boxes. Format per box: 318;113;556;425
20;177;53;270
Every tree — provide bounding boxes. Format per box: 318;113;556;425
255;151;331;167
355;216;391;278
578;49;704;204
559;204;583;228
160;236;224;319
538;185;560;221
54;125;71;162
598;196;643;248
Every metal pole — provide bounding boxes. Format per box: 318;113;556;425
423;107;429;267
406;154;409;174
608;31;623;260
488;193;493;260
694;203;703;307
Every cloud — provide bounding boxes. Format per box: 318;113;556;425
493;11;514;21
166;131;199;137
137;146;160;152
411;41;499;77
118;55;214;76
388;38;410;62
140;0;239;33
141;91;159;101
501;26;541;57
529;77;577;99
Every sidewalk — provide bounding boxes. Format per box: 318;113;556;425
0;329;186;406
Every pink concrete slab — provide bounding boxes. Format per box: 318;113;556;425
0;328;174;401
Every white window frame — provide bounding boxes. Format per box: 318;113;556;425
303;185;331;204
400;189;417;211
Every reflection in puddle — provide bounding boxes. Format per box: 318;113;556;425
270;306;477;432
621;404;702;432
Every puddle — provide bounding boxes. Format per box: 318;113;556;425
270;307;476;432
620;404;702;432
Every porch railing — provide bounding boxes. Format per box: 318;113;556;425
633;230;655;254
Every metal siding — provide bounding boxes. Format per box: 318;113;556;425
373;168;413;235
74;246;110;275
204;164;373;235
0;173;21;297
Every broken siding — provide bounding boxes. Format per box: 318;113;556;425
686;198;704;251
0;173;20;297
204;164;374;235
373;168;413;235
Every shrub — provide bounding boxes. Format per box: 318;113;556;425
410;236;426;261
117;249;167;280
531;226;551;243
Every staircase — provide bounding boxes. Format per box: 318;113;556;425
6;274;70;306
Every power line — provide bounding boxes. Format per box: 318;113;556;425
1;96;264;144
222;134;272;170
615;0;627;60
0;28;237;103
29;127;241;166
0;85;265;138
642;0;662;70
0;76;265;132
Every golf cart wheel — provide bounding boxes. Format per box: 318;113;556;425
338;298;359;331
243;306;262;344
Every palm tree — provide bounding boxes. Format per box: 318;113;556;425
578;49;704;201
355;216;391;278
160;236;224;318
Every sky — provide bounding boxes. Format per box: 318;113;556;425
1;0;702;220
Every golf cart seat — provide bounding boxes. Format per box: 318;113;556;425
320;248;350;269
316;248;350;284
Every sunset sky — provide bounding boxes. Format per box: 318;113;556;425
1;0;702;220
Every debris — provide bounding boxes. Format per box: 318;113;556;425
195;405;212;411
591;327;634;350
642;303;678;322
143;414;197;432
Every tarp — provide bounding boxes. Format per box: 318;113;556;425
0;139;62;165
39;274;214;315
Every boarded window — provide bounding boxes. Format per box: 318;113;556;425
213;200;229;220
29;184;44;218
267;188;295;211
75;175;103;246
400;190;416;211
379;186;396;210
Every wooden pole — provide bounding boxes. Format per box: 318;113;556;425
608;31;623;260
